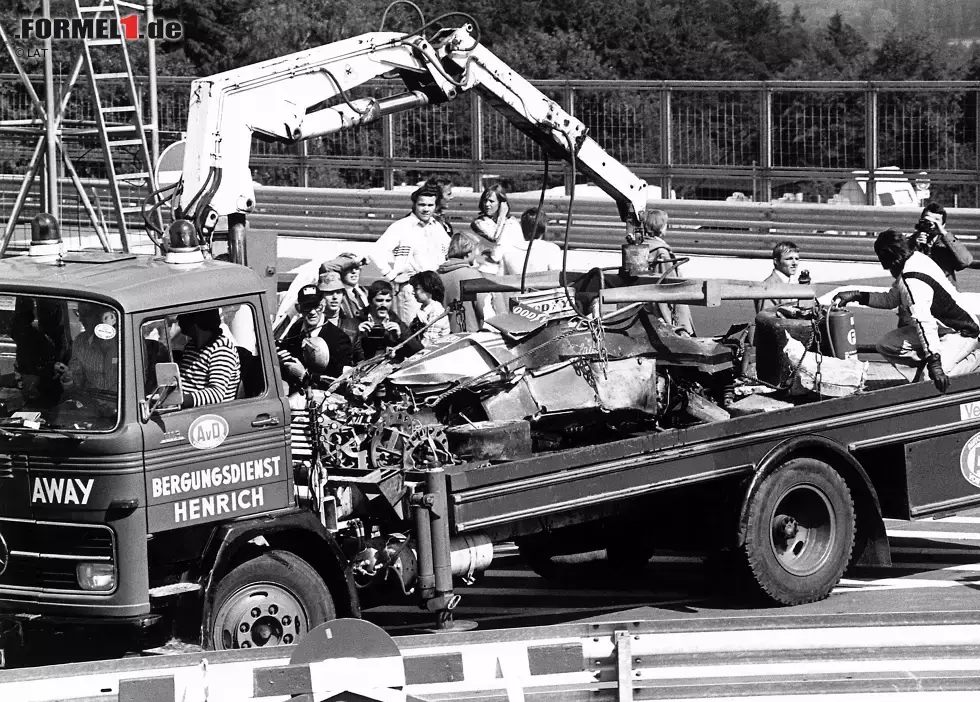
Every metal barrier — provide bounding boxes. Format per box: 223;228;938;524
4;179;980;263
250;185;980;264
6;612;980;701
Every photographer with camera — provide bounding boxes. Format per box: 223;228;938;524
833;230;980;394
910;202;972;287
352;280;423;363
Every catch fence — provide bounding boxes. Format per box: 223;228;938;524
1;74;978;243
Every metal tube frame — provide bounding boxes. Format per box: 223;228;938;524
42;0;58;219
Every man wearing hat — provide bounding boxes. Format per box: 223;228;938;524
319;254;369;320
276;279;352;393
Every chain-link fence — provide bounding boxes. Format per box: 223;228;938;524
2;74;978;244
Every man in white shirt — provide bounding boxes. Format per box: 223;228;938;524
500;208;563;276
370;184;450;321
755;241;801;314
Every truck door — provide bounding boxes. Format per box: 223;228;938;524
137;300;291;536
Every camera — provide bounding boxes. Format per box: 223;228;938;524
912;218;940;253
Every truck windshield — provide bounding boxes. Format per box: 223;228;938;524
0;295;120;432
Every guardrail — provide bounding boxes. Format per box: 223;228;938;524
252;185;980;264
6;613;980;701
4;179;980;264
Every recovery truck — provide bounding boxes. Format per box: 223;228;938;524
1;16;978;663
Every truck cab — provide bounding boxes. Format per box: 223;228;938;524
0;247;352;657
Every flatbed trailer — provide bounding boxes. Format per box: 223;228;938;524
443;363;980;601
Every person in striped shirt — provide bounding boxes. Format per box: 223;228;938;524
60;302;119;395
176;309;241;408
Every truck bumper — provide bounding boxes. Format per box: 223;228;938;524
0;613;165;668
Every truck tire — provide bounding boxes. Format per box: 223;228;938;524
740;458;855;605
209;550;336;650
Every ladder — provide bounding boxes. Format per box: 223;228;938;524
73;0;159;252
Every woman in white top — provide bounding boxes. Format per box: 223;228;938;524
470;185;524;268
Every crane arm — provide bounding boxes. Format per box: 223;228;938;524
177;24;650;243
178;30;460;233
431;26;649;240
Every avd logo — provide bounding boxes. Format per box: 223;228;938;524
188;414;230;451
959;431;980;488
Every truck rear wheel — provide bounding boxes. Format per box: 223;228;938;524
740;458;855;605
209;550;336;650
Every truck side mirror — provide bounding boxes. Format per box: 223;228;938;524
139;362;184;422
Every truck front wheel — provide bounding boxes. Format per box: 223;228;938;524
741;458;855;605
209;550;336;650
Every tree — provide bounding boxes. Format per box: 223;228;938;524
865;28;970;80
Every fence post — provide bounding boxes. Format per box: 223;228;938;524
975;84;979;207
146;0;160;169
382;111;394;190
660;84;672;198
300;140;309;188
562;83;575;195
758;84;772;203
864;85;879;206
470;90;483;193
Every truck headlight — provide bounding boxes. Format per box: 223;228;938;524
76;563;116;591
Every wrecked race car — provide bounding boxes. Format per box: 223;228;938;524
297;268;825;476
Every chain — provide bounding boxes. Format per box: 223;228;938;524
781;323;816;391
780;310;825;395
586;314;609;379
811;310;824;395
571;357;602;406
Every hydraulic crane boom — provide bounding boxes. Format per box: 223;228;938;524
176;23;650;252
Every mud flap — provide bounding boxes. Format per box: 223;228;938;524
0;618;23;668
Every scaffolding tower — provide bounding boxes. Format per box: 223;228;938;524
0;0;161;254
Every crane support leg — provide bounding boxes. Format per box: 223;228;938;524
411;466;477;632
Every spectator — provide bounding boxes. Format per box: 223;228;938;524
910;202;972;287
317;271;348;328
353;280;422;362
425;176;455;237
277;283;353;393
409;270;451;346
438;232;494;333
272;253;366;340
11;297;72;407
470;184;524;268
370;184;450;322
756;241;802;314
833;230;980;392
645;209;695;336
176;309;241;408
318;254;368;320
500;208;563;276
61;302;119;395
